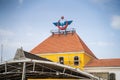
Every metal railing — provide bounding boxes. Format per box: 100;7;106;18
50;28;76;35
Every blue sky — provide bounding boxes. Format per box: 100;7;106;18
0;0;120;61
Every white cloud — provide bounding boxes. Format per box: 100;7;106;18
89;41;114;47
0;29;14;36
19;0;24;5
26;33;34;36
91;0;111;4
111;15;120;30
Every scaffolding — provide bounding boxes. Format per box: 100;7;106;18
0;48;98;80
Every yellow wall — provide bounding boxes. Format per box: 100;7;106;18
38;52;92;70
83;53;92;65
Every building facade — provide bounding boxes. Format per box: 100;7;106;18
31;31;96;70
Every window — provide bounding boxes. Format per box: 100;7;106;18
74;56;79;65
109;73;116;80
59;57;64;64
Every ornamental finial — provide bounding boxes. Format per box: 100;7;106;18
53;16;73;30
61;16;64;20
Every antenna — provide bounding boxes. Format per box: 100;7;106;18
1;44;3;63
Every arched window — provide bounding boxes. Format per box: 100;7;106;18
109;73;116;80
59;57;64;64
74;56;79;65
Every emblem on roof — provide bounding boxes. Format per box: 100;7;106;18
53;16;73;30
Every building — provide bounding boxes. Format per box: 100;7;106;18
31;29;96;70
30;17;120;80
85;58;120;80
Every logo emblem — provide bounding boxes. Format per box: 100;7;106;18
53;16;73;30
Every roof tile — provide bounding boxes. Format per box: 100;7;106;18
30;32;96;58
85;58;120;67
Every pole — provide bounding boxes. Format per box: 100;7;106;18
5;62;7;73
33;62;36;71
22;62;26;80
1;44;3;63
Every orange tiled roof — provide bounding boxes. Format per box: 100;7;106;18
85;58;120;67
31;32;96;58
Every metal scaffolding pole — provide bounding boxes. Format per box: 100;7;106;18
1;44;3;63
5;62;7;73
22;62;26;80
33;62;36;71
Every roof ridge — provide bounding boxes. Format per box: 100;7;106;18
74;33;97;58
30;35;52;53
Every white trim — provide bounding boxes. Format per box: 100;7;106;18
35;51;85;56
84;52;96;59
84;66;120;73
85;67;120;70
